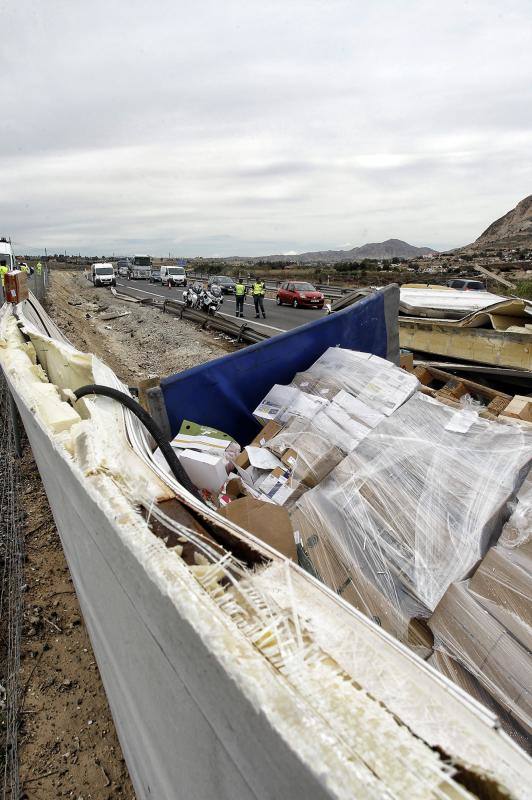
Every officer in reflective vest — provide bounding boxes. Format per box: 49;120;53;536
235;277;246;318
0;263;8;301
36;261;43;275
252;278;266;319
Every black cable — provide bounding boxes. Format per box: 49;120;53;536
72;384;204;502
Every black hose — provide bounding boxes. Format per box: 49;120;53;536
72;384;203;502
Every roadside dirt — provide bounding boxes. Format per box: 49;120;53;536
18;444;134;800
17;270;233;797
45;270;235;384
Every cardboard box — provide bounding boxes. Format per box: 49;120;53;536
171;420;238;458
255;466;304;506
281;448;298;470
469;546;532;652
177;449;228;492
429;581;532;734
268;419;344;488
253;384;299;425
427;650;531;751
4;270;29;303
234;450;250;470
218;496;297;560
292;508;433;655
250;420;283;448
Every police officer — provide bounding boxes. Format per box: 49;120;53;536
252;277;266;319
235;277;246;318
36;261;43;275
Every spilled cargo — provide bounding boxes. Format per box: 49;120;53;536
1;287;531;799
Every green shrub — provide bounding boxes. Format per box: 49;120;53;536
513;280;532;299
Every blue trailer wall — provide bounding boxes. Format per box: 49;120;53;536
161;286;398;445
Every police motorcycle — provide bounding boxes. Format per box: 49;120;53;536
199;283;223;316
183;280;203;308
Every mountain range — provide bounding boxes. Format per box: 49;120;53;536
255;238;437;264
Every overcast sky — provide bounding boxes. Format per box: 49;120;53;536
2;0;531;257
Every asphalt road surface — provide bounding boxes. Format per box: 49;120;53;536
116;279;329;334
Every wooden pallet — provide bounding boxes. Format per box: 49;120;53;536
411;364;513;419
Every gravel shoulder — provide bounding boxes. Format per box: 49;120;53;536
46;270;234;383
17;270;233;797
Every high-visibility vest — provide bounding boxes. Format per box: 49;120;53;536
0;265;8;285
235;283;245;296
36;262;42;274
252;282;264;296
21;263;29;272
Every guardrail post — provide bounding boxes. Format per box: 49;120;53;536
8;390;22;458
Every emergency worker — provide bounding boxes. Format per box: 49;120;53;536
0;262;8;302
235;277;246;318
252;278;266;319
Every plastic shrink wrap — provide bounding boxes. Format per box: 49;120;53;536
429;580;531;736
266;348;419;489
427;650;531;753
293;392;532;648
428;473;532;744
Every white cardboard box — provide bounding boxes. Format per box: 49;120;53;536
177;449;228;492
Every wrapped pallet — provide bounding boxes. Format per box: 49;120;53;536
294;392;532;648
264;347;419;489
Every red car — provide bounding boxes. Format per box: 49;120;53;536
276;281;325;309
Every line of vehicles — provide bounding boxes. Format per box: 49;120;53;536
87;255;189;287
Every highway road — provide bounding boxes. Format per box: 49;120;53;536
116;279;329;334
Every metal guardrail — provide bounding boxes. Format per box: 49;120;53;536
111;283;269;345
162;298;269;344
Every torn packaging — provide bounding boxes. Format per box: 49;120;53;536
218;497;297;560
429;581;532;735
254;467;306;508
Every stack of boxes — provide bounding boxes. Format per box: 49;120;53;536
229;348;532;740
158;346;531;742
429;475;532;741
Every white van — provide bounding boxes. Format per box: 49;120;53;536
0;237;16;271
160;265;187;287
90;262;116;287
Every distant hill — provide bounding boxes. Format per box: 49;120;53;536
465;195;532;251
259;238;437;264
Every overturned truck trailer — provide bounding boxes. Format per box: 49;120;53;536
0;288;530;800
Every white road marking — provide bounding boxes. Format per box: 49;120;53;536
216;310;285;333
116;282;286;333
116;282;165;298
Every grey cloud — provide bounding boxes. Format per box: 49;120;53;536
1;0;532;255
